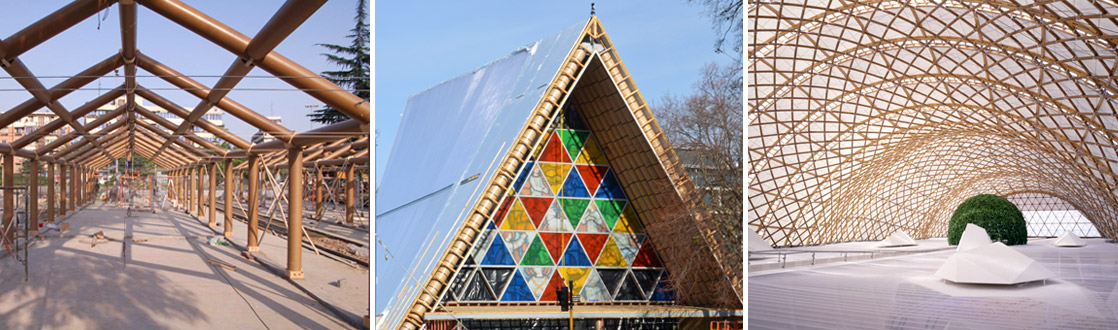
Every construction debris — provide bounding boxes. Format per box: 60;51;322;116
241;251;255;261
206;258;237;271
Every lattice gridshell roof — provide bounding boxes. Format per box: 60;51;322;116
749;1;1118;246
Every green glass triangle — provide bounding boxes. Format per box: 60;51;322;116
520;235;554;266
558;130;590;160
596;199;626;230
560;198;590;229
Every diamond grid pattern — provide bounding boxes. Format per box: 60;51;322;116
750;1;1118;246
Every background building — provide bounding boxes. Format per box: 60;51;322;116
85;96;225;149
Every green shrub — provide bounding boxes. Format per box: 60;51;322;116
947;194;1027;246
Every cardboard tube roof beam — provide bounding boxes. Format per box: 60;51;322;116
138;0;369;123
0;54;123;130
155;0;325;159
37;107;127;156
134;105;225;155
135;53;293;145
134;120;209;157
226;119;365;158
54;120;127;160
135;86;249;150
15;87;126;150
0;0;117;60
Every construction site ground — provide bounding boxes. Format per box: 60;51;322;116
0;201;368;329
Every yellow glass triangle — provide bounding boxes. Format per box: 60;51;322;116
539;163;572;195
500;198;535;230
575;135;608;165
612;206;643;233
558;267;591;294
595;237;627;267
532;127;553;160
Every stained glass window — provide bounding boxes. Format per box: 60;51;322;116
444;102;674;303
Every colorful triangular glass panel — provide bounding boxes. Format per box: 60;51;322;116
482;268;514;298
595;236;627;267
520;234;554;266
595;199;626;230
538;199;574;232
594;169;626;200
511;161;534;194
631;241;663;267
559;168;591;198
557;235;592;266
576;165;608;195
558;129;590;161
577;233;609;263
612;233;644;265
539;232;573;262
597;269;626;295
521;266;554;300
460;271;495;301
558;267;591;294
631;269;662;298
575;135;608;165
539;132;571;163
539;163;572;195
650;279;676;301
614;273;644;300
559;198;590;229
500;198;534;231
538;269;565;301
519;164;553;197
499;270;535;302
577;202;609;233
612;206;644;233
580;269;611;302
480;233;515;266
491;197;514;228
520;197;552;228
471;229;497;263
500;231;532;262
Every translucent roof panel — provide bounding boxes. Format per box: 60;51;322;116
748;1;1118;246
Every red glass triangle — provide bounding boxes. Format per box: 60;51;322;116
539;232;572;262
539;132;572;163
631;241;663;268
576;233;609;263
520;197;552;228
538;269;566;301
492;197;514;228
576;165;609;195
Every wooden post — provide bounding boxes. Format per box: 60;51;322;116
59;163;67;216
196;165;204;218
247;156;260;252
188;167;195;216
345;164;355;225
69;165;76;212
286;147;305;279
208;162;217;227
47;162;55;224
224;159;234;237
30;159;39;235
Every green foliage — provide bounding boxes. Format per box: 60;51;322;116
947;194;1027;246
309;0;370;124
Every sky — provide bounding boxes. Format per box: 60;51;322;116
375;0;737;185
0;0;360;143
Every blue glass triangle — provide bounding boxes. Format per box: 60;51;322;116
650;280;676;301
557;235;592;266
486;220;497;230
559;168;591;198
512;161;534;193
594;169;627;200
480;233;516;265
500;270;536;301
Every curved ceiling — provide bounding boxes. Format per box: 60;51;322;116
749;0;1118;246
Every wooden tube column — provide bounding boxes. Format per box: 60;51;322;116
188;167;195;216
48;162;55;224
286;147;305;279
77;167;83;205
197;165;205;218
30;159;39;235
3;154;13;243
208;162;216;227
314;168;322;219
223;159;233;237
247;156;260;252
59;163;67;216
69;165;76;212
345;164;355;225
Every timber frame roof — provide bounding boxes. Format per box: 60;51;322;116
0;0;369;170
749;1;1118;246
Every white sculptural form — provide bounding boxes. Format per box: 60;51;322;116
1052;231;1087;247
877;230;918;248
935;223;1054;285
748;228;773;252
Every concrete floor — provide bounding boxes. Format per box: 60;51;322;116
750;238;1118;329
0;202;355;329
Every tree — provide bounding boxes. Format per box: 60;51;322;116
309;0;370;124
689;0;743;64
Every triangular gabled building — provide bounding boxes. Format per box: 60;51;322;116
376;17;741;330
